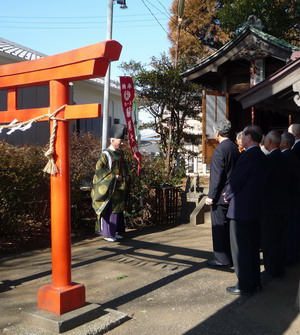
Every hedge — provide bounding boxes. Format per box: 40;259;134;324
0;132;184;239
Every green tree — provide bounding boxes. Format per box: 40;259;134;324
168;0;231;65
120;55;202;175
168;0;300;66
218;0;300;46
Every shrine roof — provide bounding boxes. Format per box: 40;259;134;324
253;28;299;52
182;26;300;81
91;77;120;89
0;37;46;61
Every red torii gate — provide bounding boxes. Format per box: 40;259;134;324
0;40;122;315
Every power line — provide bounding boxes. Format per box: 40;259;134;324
157;1;204;49
142;0;202;50
0;18;168;25
155;0;173;18
140;0;169;36
140;0;177;46
143;0;172;20
0;13;164;19
0;24;169;30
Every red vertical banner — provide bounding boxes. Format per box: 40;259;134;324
120;76;142;175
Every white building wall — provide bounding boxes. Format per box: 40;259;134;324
72;80;125;125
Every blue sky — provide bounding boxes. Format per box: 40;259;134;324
0;0;174;81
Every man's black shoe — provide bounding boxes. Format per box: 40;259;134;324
207;260;229;267
261;270;284;282
226;286;254;296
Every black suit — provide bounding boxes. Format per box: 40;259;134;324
261;149;290;277
282;149;300;265
225;146;267;292
292;140;300;161
208;139;240;265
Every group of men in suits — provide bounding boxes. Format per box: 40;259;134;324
206;121;300;295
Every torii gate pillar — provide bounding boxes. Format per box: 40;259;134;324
37;80;85;315
0;40;122;316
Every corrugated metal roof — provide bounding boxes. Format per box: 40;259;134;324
0;37;46;61
91;77;120;89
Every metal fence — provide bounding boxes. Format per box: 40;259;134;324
154;186;179;225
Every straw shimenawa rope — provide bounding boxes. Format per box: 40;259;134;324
43;118;59;175
0;104;67;175
43;105;67;175
43;105;66;175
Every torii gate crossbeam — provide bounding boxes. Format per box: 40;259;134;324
0;40;122;315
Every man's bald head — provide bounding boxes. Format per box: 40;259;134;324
288;124;300;140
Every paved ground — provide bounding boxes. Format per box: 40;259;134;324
1;222;300;334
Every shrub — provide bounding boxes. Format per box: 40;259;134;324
69;132;101;232
0;132;185;240
0;141;49;235
124;148;185;227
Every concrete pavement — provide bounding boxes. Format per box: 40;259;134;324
0;222;299;334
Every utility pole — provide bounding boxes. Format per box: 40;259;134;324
174;0;185;68
166;0;184;175
102;0;113;151
102;0;127;151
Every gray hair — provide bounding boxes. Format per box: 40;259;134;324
266;130;281;145
281;131;295;147
236;131;243;140
213;120;231;137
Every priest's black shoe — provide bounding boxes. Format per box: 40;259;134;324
226;286;254;295
207;260;229;267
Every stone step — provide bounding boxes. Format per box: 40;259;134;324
204;211;211;224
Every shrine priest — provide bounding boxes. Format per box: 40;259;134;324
91;124;130;242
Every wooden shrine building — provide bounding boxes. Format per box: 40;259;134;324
182;16;300;163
